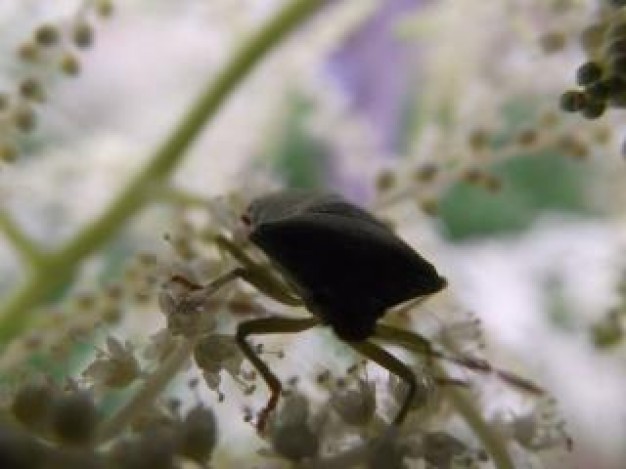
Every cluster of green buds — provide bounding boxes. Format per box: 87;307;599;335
560;7;626;124
3;378;217;469
0;0;114;163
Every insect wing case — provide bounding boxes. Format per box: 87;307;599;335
247;192;446;340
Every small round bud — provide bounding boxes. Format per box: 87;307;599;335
607;38;626;57
34;24;60;46
101;305;122;323
19;78;46;102
582;99;606;119
559;90;586;112
558;136;589;159
539;31;566;53
96;0;114;18
177;406;217;463
137;251;158;267
0;143;19;163
591;308;624;348
419;198;439;216
608;21;626;40
60;54;81;76
72;22;94;48
462;167;483;184
368;431;407;469
612;55;626;78
576;61;603;86
17;42;39;62
13;105;37;132
516;128;538;146
270;395;319;461
483;174;503;193
592;125;612;144
586;81;609;101
11;382;55;430
51;392;99;446
468;128;490;150
271;423;318;461
194;335;241;375
330;380;376;426
539;111;560;128
581;23;607;54
413;163;438;182
423;432;468;468
375;169;396;193
605;75;626;95
610;91;626;107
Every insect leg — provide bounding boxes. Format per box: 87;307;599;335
236;316;319;432
214;234;302;306
374;323;434;355
349;340;416;426
238;268;302;306
374;323;543;394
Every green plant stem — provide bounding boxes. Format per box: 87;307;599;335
444;380;514;469
0;0;330;345
0;209;47;268
157;186;211;208
97;336;197;443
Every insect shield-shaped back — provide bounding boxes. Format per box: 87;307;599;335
243;191;446;341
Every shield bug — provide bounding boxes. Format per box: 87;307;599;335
243;191;447;341
187;190;541;432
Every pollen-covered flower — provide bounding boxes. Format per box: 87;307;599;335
330;377;377;426
267;393;320;463
193;334;244;393
491;397;572;453
158;274;220;337
82;336;141;390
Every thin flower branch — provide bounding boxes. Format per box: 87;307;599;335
444;382;515;469
0;208;48;268
156;186;212;208
96;335;198;443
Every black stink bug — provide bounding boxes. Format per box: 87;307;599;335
244;191;447;342
193;190;541;432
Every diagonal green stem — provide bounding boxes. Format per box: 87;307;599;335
96;336;198;443
0;0;332;345
442;381;515;469
0;209;48;268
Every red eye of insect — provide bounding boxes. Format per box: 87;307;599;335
241;213;251;226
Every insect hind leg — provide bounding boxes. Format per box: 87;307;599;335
348;340;417;426
236;316;319;432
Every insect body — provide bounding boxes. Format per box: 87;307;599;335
244;191;447;341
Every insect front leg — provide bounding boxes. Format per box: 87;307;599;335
236;316;319;432
348;340;417;426
214;234;302;306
